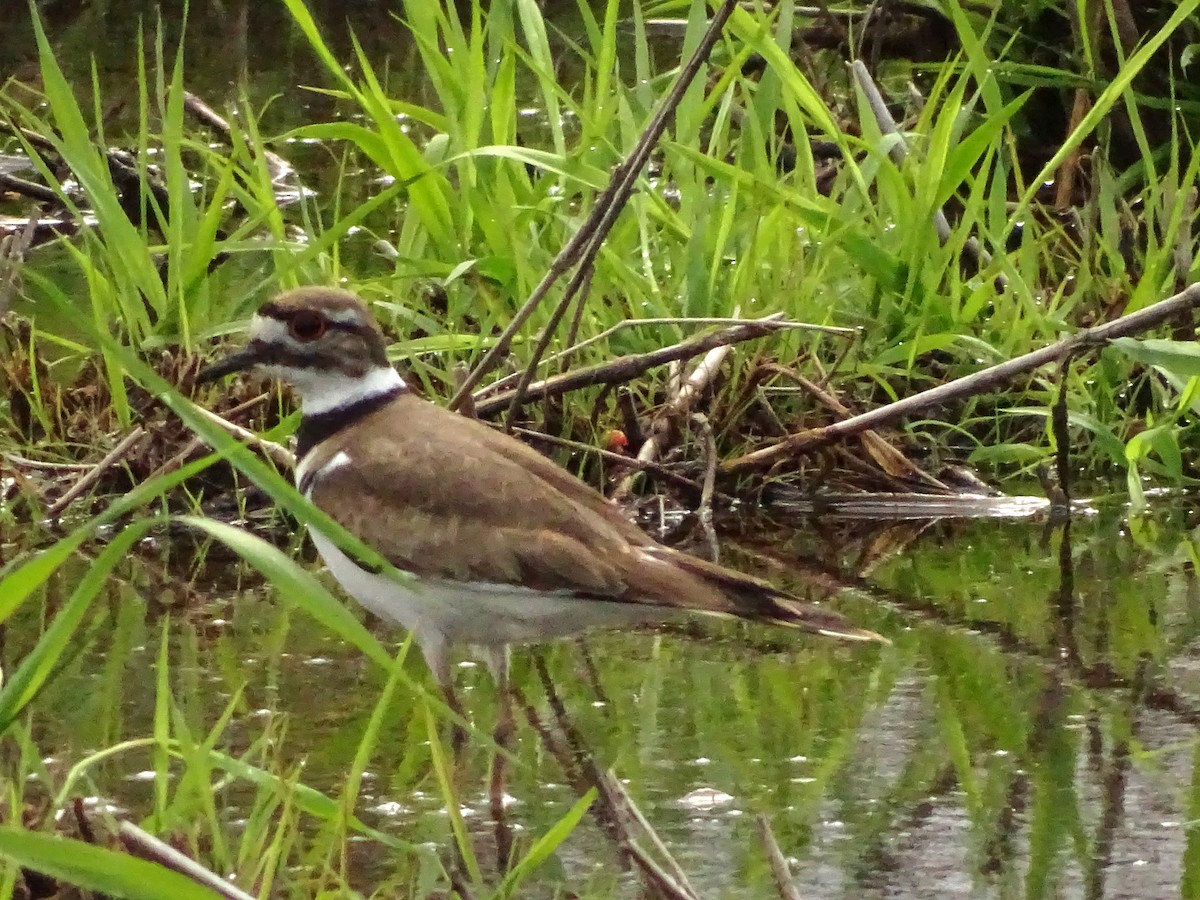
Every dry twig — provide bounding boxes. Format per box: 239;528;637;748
690;413;720;562
753;816;801;900
186;403;295;469
46;427;147;518
611;339;736;502
474;315;788;417
147;392;271;481
118;821;257;900
476;317;852;398
723;281;1200;474
755;814;803;900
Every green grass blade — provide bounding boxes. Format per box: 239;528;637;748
175;516;393;670
0;826;222;900
497;788;595;897
0;519;156;734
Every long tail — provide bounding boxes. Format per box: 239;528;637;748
649;547;888;643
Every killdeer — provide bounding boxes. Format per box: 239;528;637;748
198;287;884;694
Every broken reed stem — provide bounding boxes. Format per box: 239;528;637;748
601;769;701;900
46;427;146;518
690;413;720;562
190;403;295;470
474;316;786;417
117;821;257;900
448;0;742;412
755;814;803;900
531;657;699;900
850;60;1002;290
475;318;853;397
722;281;1200;475
612;339;735;502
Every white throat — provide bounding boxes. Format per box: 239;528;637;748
287;365;407;416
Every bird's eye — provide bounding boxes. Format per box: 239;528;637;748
288;310;328;342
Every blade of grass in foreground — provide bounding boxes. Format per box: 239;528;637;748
497;788;596;898
0;519;158;734
178;516;394;671
0;826;222;900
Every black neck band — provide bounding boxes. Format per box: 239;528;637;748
295;386;405;460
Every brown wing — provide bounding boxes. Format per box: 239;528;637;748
306;394;642;595
307;393;885;641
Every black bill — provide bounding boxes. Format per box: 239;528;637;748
196;346;263;384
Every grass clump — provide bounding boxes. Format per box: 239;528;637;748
0;0;1198;895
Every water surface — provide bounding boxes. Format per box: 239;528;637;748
14;501;1200;897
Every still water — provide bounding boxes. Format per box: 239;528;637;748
4;3;1198;896
15;501;1200;897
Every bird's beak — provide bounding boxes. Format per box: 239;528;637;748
196;345;263;384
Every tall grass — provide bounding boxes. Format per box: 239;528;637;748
0;0;1199;895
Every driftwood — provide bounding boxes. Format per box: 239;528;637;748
611;340;735;502
722;281;1200;475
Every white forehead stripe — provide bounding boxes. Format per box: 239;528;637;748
323;450;353;474
326;308;369;324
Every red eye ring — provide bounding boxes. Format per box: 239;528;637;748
288;310;328;342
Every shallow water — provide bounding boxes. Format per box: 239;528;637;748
14;500;1200;897
5;4;1199;896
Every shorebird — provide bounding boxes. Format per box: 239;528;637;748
198;287;884;697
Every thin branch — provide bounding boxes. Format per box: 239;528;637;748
602;769;701;900
473;316;787;417
118;821;257;900
612;339;735;501
531;658;698;900
690;413;720;562
507;424;719;499
722;281;1200;474
755;814;803;900
46;427;146;518
190;403;295;470
475;317;852;399
146;393;271;480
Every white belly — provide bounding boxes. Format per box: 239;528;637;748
295;449;679;676
307;527;676;652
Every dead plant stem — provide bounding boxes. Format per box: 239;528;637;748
723;281;1200;474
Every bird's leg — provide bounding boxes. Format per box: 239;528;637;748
428;642;470;760
486;646;515;871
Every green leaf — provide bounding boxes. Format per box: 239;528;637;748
497;789;595;898
0;520;156;734
1111;337;1200;378
0;826;221;900
175;517;393;671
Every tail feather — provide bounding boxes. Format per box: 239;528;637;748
646;547;888;644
